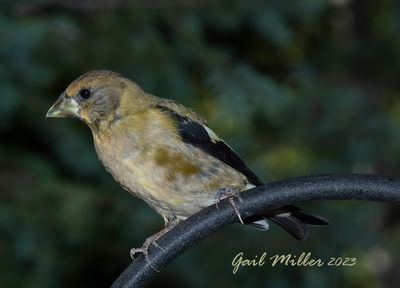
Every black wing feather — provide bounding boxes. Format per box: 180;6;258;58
156;105;263;186
156;105;330;241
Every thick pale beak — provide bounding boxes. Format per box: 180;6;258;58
46;95;79;118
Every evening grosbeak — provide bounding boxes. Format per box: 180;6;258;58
47;70;329;261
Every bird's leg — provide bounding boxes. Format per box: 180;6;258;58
215;186;245;224
130;225;174;272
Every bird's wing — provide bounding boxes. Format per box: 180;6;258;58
155;97;208;124
155;104;263;186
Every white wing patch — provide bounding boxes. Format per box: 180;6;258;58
204;126;221;143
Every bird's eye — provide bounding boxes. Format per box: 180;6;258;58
79;88;91;99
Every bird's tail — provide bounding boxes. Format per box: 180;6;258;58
244;205;330;240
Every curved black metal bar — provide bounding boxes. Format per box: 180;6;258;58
111;174;400;288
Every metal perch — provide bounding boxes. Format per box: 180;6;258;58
111;174;400;288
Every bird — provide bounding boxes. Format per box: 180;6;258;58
46;70;329;266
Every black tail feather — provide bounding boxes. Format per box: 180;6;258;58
270;214;309;240
245;205;330;241
291;210;331;226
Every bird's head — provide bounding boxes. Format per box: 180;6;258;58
46;70;145;130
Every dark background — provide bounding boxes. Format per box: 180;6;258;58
1;0;400;287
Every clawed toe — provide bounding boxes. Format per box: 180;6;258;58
130;244;160;272
130;247;144;260
152;240;166;252
215;187;244;224
228;197;244;224
129;225;174;272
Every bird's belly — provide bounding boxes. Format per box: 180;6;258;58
96;141;248;219
100;151;210;216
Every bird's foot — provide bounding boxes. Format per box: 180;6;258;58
130;226;173;272
215;186;244;224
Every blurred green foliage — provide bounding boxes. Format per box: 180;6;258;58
1;0;400;287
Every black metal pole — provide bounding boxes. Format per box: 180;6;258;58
111;174;400;288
